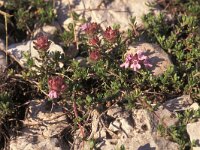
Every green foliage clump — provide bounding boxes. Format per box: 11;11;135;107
0;0;199;149
143;0;200;101
5;0;55;31
143;0;200;149
0;92;12;122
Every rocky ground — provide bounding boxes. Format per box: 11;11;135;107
0;0;200;150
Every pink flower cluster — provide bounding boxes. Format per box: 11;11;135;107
120;51;152;71
33;33;51;51
80;22;100;35
89;50;101;61
103;26;119;42
48;76;67;99
88;36;100;46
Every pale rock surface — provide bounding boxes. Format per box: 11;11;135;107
7;40;64;67
128;43;173;75
84;108;179;150
56;0;158;31
33;21;61;40
187;120;200;149
109;119;121;132
107;104;129;118
189;102;199;111
0;0;4;6
0;38;5;50
0;39;7;71
153;136;180;150
163;95;193;112
154;107;178;127
10;99;68;150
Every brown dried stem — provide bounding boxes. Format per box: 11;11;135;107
67;0;79;50
0;10;13;65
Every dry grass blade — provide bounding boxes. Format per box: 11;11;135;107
0;10;13;66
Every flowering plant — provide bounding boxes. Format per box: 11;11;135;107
80;22;101;35
1;2;200;148
33;33;51;51
48;76;67;99
89;50;101;62
103;26;119;42
120;50;152;71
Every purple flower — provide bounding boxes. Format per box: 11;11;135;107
80;22;100;35
48;90;59;99
137;50;147;61
130;60;141;71
89;50;101;61
103;26;119;42
120;50;152;71
89;36;100;46
80;23;89;31
33;33;51;51
120;54;132;68
48;76;67;99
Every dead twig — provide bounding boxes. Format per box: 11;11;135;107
100;118;118;138
72;101;86;150
67;0;79;50
73;101;85;137
0;49;24;69
0;10;13;65
73;8;134;13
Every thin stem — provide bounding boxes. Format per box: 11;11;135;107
0;11;12;66
67;0;78;50
5;15;8;64
73;101;85;137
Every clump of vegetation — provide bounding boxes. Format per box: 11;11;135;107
1;0;55;41
143;0;200;149
0;0;199;149
5;0;55;30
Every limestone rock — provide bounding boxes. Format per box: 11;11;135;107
37;138;62;150
90;110;107;139
163;95;193;112
107;104;129;119
189;103;199;111
0;50;6;72
155;108;178;127
87;108;179;150
0;38;5;51
109;119;121;132
56;0;158;31
0;0;4;6
7;40;64;67
153;136;179;150
187;120;200;149
128;43;173;75
0;39;6;72
33;21;61;40
9;99;68;150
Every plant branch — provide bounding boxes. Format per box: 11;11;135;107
0;11;13;62
67;0;79;50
